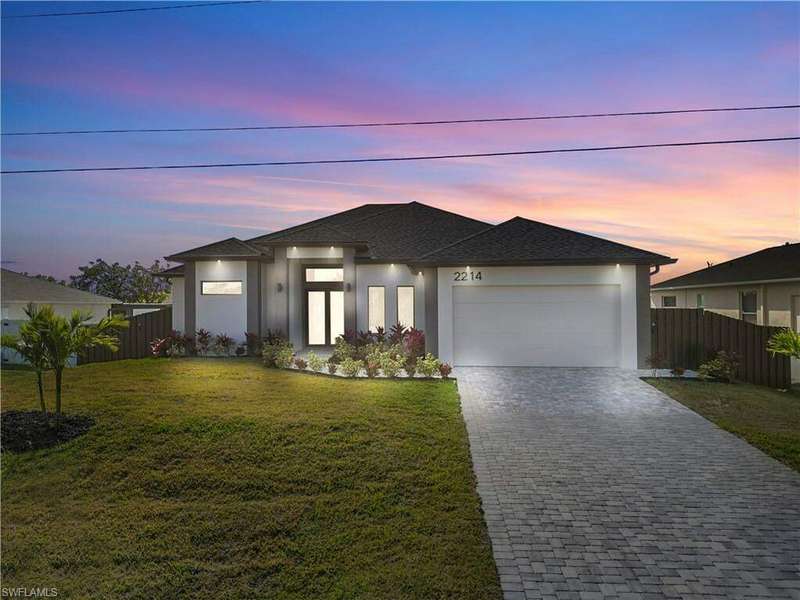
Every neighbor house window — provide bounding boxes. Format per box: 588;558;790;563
201;281;242;295
368;286;385;332
305;268;343;282
397;286;415;328
741;290;758;323
662;296;677;307
696;293;705;308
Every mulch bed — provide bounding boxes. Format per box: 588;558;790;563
1;411;95;453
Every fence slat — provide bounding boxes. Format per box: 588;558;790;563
651;308;789;388
78;307;172;365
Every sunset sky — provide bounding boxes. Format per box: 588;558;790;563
1;1;798;281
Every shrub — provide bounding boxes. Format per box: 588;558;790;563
404;358;417;378
379;352;405;378
417;353;441;378
767;328;800;360
365;360;380;378
403;327;426;359
264;329;286;345
307;351;325;373
332;336;356;363
670;366;685;377
151;330;191;358
213;334;235;356
388;322;407;345
244;332;261;356
340;357;363;378
274;346;295;369
235;344;247;357
439;362;453;379
698;350;738;383
294;357;308;370
327;359;338;375
645;353;669;377
195;329;212;356
262;337;293;368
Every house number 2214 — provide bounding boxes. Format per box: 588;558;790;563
453;271;482;281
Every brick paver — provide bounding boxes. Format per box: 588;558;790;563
456;368;800;600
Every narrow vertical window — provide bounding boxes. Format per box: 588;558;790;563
740;290;757;323
368;287;385;332
397;286;415;328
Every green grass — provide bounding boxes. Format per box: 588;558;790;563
1;358;500;600
645;377;800;473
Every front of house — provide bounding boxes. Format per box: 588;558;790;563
164;202;675;368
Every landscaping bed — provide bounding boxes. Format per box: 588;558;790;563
1;411;95;453
644;377;800;472
1;358;500;599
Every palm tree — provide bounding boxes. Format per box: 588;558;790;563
37;308;128;420
1;303;52;413
767;328;800;360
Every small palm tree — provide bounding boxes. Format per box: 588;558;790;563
37;307;128;420
1;303;51;413
767;328;800;360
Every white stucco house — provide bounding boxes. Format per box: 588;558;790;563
1;269;119;365
163;202;676;368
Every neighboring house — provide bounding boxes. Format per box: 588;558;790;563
650;243;800;328
1;269;119;365
165;203;674;368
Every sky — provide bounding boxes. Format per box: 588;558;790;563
1;1;798;282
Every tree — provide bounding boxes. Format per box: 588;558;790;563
36;307;128;421
69;259;171;303
1;303;51;413
767;329;800;360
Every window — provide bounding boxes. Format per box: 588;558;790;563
305;268;343;282
368;286;385;332
741;290;758;323
662;296;677;307
397;286;415;328
201;281;242;295
696;293;705;308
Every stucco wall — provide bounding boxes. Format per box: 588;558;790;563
355;264;426;334
171;278;185;332
194;260;247;341
436;265;640;369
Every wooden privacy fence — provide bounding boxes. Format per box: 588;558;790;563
79;307;172;364
651;308;791;388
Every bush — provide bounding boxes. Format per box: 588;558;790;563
438;362;453;379
365;360;380;378
404;358;417;378
195;329;212;356
213;334;235;356
274;346;294;369
388;322;407;345
645;352;669;377
417;353;441;377
670;366;685;377
244;332;261;356
294;357;308;370
767;328;800;360
327;359;338;375
307;351;325;373
332;336;356;363
380;352;405;378
151;330;191;358
262;337;293;368
340;357;363;378
235;344;246;357
698;350;738;383
403;327;426;359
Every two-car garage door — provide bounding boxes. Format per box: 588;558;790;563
452;285;620;367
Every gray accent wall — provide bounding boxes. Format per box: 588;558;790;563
423;267;438;355
265;247;289;336
184;261;196;336
343;247;357;333
636;264;651;369
246;260;261;335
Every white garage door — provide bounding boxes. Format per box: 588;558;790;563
453;285;620;367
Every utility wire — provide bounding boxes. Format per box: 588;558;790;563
2;136;797;175
3;104;798;137
1;1;264;20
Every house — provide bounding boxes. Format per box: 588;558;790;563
1;269;119;365
650;243;800;329
164;202;676;368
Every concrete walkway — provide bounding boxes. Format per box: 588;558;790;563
456;368;800;600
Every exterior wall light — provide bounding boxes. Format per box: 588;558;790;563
217;259;222;264
277;282;283;292
346;283;352;292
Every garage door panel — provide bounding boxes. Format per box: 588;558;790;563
452;285;620;367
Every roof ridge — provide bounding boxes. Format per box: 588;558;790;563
408;201;491;228
418;222;499;259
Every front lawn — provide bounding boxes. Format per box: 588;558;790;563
1;358;500;599
645;378;800;473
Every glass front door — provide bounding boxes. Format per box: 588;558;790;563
307;290;344;346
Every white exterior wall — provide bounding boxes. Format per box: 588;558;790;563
195;260;247;341
171;278;185;333
437;265;640;368
355;264;426;332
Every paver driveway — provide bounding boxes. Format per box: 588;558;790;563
457;368;800;600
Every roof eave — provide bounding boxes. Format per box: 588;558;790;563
163;254;272;262
652;275;800;290
409;257;677;268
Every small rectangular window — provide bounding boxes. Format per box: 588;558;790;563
397;286;415;328
662;296;677;308
368;286;385;332
696;293;705;308
201;281;242;295
305;268;343;282
741;290;757;323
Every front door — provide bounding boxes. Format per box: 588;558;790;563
307;290;344;346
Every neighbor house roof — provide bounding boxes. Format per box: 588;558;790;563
155;264;185;277
0;269;120;304
165;237;271;261
652;242;800;289
416;217;676;266
166;201;674;266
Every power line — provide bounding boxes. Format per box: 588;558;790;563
2;136;797;175
1;1;264;20
3;104;798;137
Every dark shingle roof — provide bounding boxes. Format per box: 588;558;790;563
255;224;364;246
165;237;270;261
154;264;185;277
1;269;120;303
652;243;800;289
418;217;676;265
